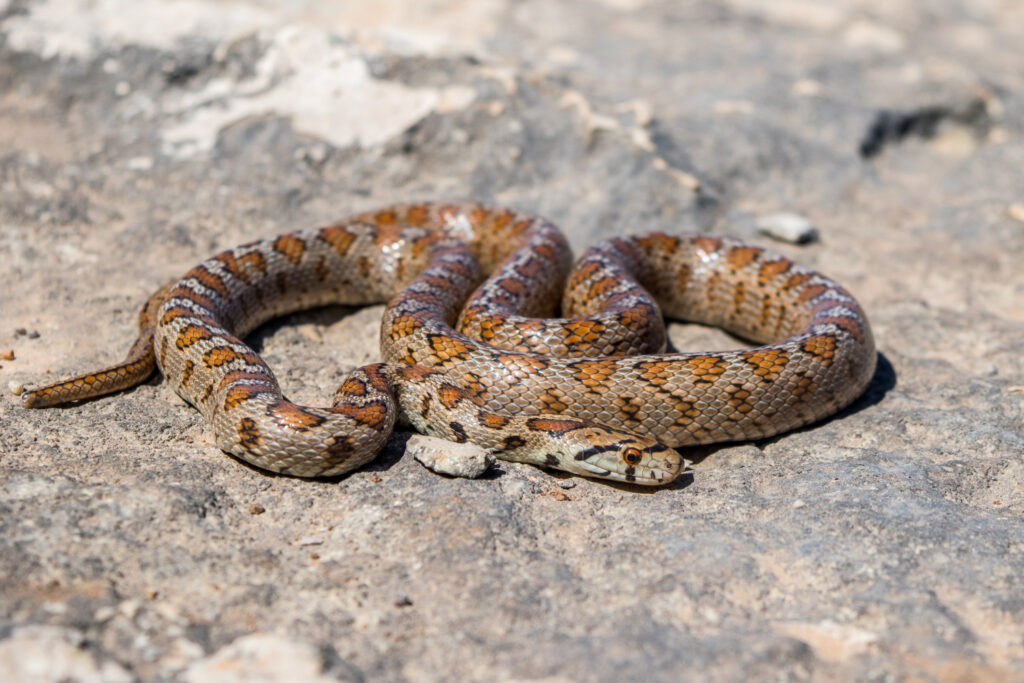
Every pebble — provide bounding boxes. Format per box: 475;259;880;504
0;625;132;682
1008;203;1024;223
408;434;494;478
9;381;24;396
0;349;14;361
184;634;334;683
756;212;819;244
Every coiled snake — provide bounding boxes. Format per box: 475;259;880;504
23;203;876;485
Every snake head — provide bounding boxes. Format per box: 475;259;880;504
553;425;684;485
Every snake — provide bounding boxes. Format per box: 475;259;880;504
22;203;876;485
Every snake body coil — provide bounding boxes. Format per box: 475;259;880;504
23;203;875;485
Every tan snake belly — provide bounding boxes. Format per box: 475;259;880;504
22;203;876;485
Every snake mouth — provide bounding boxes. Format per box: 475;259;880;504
571;442;683;485
641;444;684;484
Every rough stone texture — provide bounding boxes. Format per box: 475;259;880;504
1;0;1022;680
407;435;495;479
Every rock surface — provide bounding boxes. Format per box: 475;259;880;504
1;0;1023;680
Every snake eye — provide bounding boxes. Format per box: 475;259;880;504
623;447;642;466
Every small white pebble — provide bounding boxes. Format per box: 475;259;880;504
127;156;154;171
557;480;577;489
408;435;494;478
700;607;721;625
94;606;117;622
295;537;323;547
986;364;998;376
757;212;819;244
792;500;807;509
9;381;24;395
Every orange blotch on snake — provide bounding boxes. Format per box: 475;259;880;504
238;417;260;451
320;226;357;256
224;383;266;412
437;383;467;409
526;417;588;435
273;234;307;265
202;346;245;369
726;246;760;269
175;324;214;350
782;272;813;291
798;283;829;303
190;265;230;299
332;400;390;430
267;401;326;431
477;412;511;429
758;259;792;281
800;334;837;361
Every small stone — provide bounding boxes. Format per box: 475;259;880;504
94;606;117;622
0;349;14;361
791;79;824;96
9;382;24;396
248;503;265;515
394;594;413;607
757;213;819;244
792;500;807;509
127;156;154;171
700;607;721;625
295;537;323;547
549;490;571;501
557;479;577;489
27;330;40;339
1008;203;1024;224
114;81;130;96
13;328;26;336
369;475;383;483
184;634;333;682
408;434;494;478
985;364;998;376
0;625;132;682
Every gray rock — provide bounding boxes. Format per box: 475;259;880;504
756;212;819;244
408;434;494;478
1;1;1022;681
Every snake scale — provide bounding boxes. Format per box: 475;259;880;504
23;203;876;485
